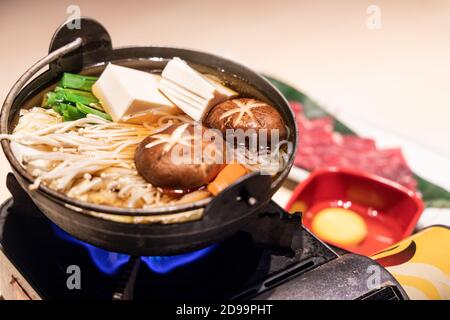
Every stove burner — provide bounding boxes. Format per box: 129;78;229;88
141;246;217;274
51;224;129;275
0;174;408;300
52;224;217;275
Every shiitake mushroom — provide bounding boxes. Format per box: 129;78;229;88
204;98;287;146
135;123;225;189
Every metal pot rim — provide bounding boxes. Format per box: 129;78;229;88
1;43;297;217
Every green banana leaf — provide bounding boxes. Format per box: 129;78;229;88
266;76;450;208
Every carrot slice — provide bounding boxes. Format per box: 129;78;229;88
207;163;248;196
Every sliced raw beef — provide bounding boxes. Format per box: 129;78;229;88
290;102;417;190
337;135;376;151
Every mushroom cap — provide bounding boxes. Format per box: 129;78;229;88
135;124;225;189
204;98;287;146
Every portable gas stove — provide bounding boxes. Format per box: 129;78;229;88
0;173;407;300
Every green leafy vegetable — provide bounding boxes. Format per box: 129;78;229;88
60;73;98;92
55;86;97;99
51;103;85;121
75;102;112;121
63;104;86;121
41;73;111;122
54;87;99;106
42;92;63;107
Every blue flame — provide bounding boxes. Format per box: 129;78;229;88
51;224;216;275
51;224;130;275
141;245;216;274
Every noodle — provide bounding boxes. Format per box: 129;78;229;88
1;107;189;208
1;107;288;209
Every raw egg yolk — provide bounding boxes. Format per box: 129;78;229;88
311;208;368;246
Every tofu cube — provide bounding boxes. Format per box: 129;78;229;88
159;58;238;121
92;63;179;123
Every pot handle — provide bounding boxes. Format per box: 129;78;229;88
1;17;110;133
0;37;83;133
48;17;112;73
242;200;302;254
205;172;273;218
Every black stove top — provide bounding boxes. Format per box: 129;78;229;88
0;174;406;300
0;194;337;300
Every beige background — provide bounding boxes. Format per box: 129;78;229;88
0;0;450;202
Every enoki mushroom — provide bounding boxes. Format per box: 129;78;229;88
0;107;288;209
0;107;190;208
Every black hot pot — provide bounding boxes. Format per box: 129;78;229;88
0;18;298;255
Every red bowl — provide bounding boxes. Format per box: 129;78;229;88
286;167;424;255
